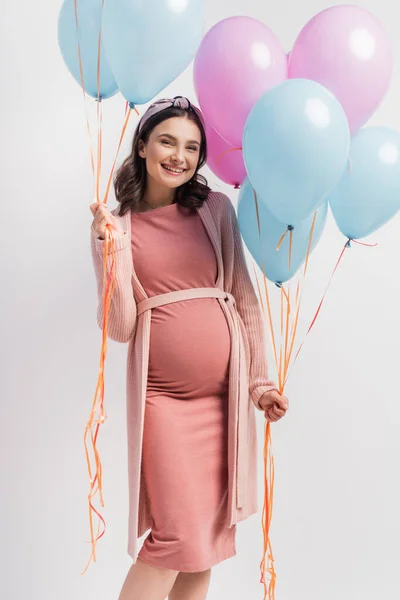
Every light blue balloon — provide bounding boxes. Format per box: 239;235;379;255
102;0;205;106
243;79;350;226
238;177;328;284
329;127;400;240
57;0;118;99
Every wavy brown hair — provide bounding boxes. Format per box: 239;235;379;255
114;104;210;217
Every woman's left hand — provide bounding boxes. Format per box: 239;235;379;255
259;390;289;422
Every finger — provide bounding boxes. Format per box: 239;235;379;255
93;218;111;237
270;403;287;416
272;407;286;417
269;411;284;421
97;204;110;212
95;214;112;227
90;202;103;215
268;413;281;422
275;396;289;410
265;410;277;422
106;216;118;230
273;401;287;412
93;219;107;233
94;204;110;216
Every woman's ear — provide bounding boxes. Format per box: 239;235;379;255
138;140;146;159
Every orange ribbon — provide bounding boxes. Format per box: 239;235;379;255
252;190;317;599
72;0;140;574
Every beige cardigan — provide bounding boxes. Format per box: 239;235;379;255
90;191;276;561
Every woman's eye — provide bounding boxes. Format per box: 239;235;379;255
161;139;172;145
188;146;198;151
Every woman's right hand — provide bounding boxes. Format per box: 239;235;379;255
90;202;124;240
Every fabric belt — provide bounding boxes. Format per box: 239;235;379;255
136;286;235;315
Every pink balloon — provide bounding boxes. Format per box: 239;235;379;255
205;121;246;188
289;6;393;134
194;16;287;147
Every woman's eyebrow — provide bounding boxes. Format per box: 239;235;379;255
157;133;200;145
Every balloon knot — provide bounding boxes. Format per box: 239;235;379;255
346;239;352;248
275;281;282;288
288;225;294;231
234;184;241;190
128;102;136;110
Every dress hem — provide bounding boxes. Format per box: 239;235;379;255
135;542;236;573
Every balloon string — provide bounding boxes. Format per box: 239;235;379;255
215;146;242;165
73;0;95;180
103;105;135;205
276;228;288;251
259;419;276;599
279;258;294;393
73;0;109;573
282;226;377;391
303;212;317;274
283;235;375;385
253;189;278;369
278;290;284;388
251;188;277;599
97;1;105;104
282;212;317;384
252;205;318;596
94;1;105;201
95;100;103;202
280;284;290;306
253;264;278;373
81;233;117;575
282;284;291;389
351;239;378;248
288;241;348;376
251;186;374;596
74;1;139;573
81;100;140;573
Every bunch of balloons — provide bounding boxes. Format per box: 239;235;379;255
58;0;205;105
58;2;400;280
194;6;399;284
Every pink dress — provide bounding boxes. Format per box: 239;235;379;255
130;201;237;572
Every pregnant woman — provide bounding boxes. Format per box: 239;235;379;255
90;96;289;600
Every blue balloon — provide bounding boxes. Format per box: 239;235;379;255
102;0;205;106
57;0;118;99
329;127;400;239
243;79;350;226
238;177;328;284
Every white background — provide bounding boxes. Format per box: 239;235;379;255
1;1;399;599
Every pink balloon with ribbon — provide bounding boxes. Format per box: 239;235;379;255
288;5;394;134
205;121;246;188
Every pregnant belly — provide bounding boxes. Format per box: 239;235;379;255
147;298;231;399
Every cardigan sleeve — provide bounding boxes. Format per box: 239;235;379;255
225;196;278;410
90;221;137;343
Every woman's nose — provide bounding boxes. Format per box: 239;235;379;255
171;148;185;163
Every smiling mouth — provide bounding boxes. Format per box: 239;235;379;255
161;164;186;176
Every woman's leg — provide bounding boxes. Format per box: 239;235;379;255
117;557;179;600
168;568;212;600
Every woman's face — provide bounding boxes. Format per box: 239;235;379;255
138;116;202;189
